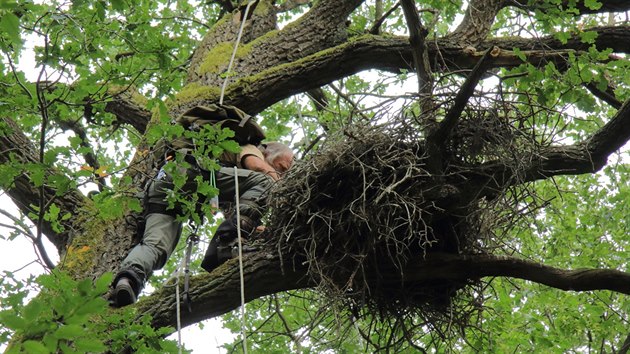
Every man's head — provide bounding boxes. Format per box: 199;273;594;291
262;142;294;174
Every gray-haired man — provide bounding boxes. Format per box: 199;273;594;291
110;107;293;307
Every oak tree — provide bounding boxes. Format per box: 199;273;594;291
1;0;630;352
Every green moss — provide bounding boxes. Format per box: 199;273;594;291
198;41;254;75
252;0;273;16
175;82;221;104
107;85;148;107
60;204;105;278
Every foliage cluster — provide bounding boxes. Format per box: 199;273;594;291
0;271;180;353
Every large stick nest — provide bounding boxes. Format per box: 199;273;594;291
267;99;545;333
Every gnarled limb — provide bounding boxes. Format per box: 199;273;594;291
467;97;630;197
104;91;152;134
140;251;310;330
447;0;505;46
426;46;501;172
138;248;630;332
401;0;432;104
404;253;630;294
0;117;88;253
207;25;630;115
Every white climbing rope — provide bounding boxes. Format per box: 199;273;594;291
172;253;187;354
219;0;257;105
234;166;248;354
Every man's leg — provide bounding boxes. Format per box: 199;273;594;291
201;168;273;272
112;167;186;306
113;213;182;305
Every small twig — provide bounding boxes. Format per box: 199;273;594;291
328;83;371;122
5;53;34;99
272;295;302;351
56;116;107;191
33;35;56;271
583;81;622;109
369;2;401;34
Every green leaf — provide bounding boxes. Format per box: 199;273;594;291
23;300;44;322
74;338;107;352
0;311;26;330
95;273;113;294
77;278;92;295
54;324;84;340
580;31;598;44
21;340;50;354
73;297;107;317
95;1;106;20
219;139;240;154
0;1;18;10
584;0;602;10
0;13;21;47
554;31;570;44
110;0;125;11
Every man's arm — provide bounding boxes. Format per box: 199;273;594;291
242;155;280;180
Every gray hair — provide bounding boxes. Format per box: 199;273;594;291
262;142;293;164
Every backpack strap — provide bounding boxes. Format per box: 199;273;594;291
176;104;266;146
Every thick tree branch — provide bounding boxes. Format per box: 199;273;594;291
139;248;630;332
525;97;630;179
186;0;363;95
401;0;432;104
484;25;630;53
405;253;630;295
208;25;629;114
0;117;88;252
584;81;622;109
468;97;630;196
516;0;630;14
447;0;505;46
428;47;500;146
140;251;311;330
104;91;151;134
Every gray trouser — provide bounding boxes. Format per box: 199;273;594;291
118;164;273;286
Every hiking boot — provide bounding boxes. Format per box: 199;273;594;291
230;239;260;258
216;238;237;264
113;277;137;307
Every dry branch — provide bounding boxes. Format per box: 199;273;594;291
401;0;432;100
427;46;501;168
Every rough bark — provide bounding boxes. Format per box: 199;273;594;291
140;250;630;332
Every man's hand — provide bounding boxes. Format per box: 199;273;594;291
242;155;281;180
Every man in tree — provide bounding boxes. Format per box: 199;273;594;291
110;105;294;307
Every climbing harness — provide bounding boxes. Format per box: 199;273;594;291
171;225;202;354
182;231;200;312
